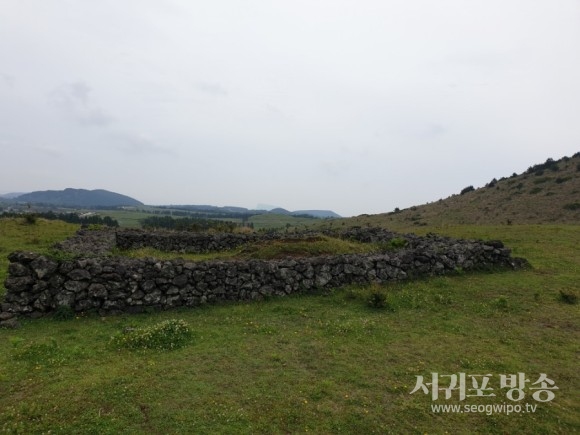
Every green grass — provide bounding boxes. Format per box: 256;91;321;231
83;207;323;230
0;220;578;433
117;235;379;262
98;209;154;228
248;213;321;231
0;218;78;297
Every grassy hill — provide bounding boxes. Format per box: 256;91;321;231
14;188;143;207
341;153;580;230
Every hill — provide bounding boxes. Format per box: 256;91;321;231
160;205;341;219
344;152;580;228
292;210;341;218
14;188;143;208
0;192;27;199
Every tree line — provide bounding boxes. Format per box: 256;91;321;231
140;215;251;232
0;211;119;227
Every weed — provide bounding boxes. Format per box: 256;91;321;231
12;338;67;367
53;305;75;321
492;295;509;311
555;176;572;184
367;290;388;309
563;203;580;211
110;319;192;350
24;214;38;225
388;237;408;249
343;288;360;300
558;290;578;305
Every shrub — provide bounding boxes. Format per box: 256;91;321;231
53;305;75;321
486;178;498;188
555;176;571;184
527;158;559;174
492;296;509;311
559;290;578;305
529;187;542;195
460;186;475;195
111;319;192;351
367;290;389;310
389;237;408;249
563;203;580;211
24;214;37;225
533;177;550;184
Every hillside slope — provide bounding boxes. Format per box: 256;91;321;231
350;153;580;228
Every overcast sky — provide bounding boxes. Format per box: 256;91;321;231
1;1;579;216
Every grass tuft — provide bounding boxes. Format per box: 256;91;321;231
558;290;578;305
110;319;192;351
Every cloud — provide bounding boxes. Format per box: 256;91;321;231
196;82;228;97
35;145;63;158
0;73;15;88
113;132;175;156
48;81;114;126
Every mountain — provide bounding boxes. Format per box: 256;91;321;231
293;210;341;218
269;207;291;215
14;188;143;207
164;204;341;219
0;192;28;199
349;152;580;227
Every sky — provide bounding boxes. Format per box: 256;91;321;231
1;1;579;217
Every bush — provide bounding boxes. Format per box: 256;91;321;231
367;291;388;309
555;176;572;184
460;186;475;195
486;178;498;188
24;214;37;225
563;203;580;211
559;290;578;305
527;158;559;175
389;237;408;249
53;305;75;321
111;319;192;351
492;296;509;311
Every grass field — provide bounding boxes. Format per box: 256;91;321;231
0;219;578;433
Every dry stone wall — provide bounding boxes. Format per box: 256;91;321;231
0;228;529;323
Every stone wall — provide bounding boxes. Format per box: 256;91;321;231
0;228;529;322
114;227;407;253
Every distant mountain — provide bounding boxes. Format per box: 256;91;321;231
269;207;292;215
293;210;341;218
0;192;27;199
347;152;580;227
165;204;341;219
14;188;143;207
